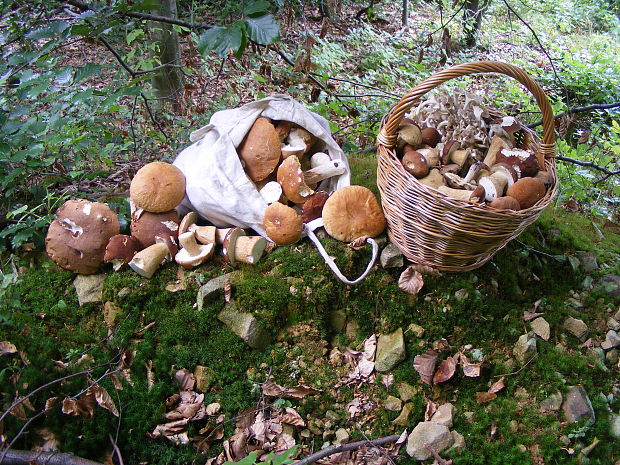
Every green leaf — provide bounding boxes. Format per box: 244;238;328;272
26;21;70;40
54;67;74;85
126;29;144;45
271;445;298;465
243;0;271;16
244;14;279;45
223;451;259;465
73;63;102;83
197;24;245;58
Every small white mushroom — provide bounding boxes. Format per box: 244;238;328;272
259;181;284;205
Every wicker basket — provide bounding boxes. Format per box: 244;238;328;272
376;61;558;272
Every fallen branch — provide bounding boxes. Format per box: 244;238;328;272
528;101;620;128
556;155;620;177
293;434;401;465
0;449;103;465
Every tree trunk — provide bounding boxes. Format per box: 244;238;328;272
402;0;408;27
463;0;487;47
150;0;183;112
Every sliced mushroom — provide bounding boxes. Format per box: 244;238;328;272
438;185;485;203
234;236;267;264
129;243;170;278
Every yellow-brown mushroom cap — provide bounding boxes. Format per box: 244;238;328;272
130;162;186;213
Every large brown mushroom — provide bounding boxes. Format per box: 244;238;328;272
45;199;120;274
263;202;303;245
322;186;386;242
130;210;179;254
237;117;281;182
130;162;186;213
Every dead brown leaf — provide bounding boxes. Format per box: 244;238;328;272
347;235;370;250
523;310;544;322
0;341;17;355
62;393;95;418
460;353;482;378
476;392;497;404
262;381;322;399
44;397;58;413
277;407;306;427
413;350;439;385
110;374;123;391
424;400;437;421
33;427;59;452
488;376;505;394
165;391;206;421
118;349;135;387
433;355;457;384
398;267;424;295
89;383;119;417
175;368;196;391
149;419;190;444
145;360;154;391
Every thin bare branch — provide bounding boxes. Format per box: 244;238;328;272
0;449;103;465
528;101;620;128
293;434;401;465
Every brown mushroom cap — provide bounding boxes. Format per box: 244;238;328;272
402;150;430;178
45;199;120;274
130;210;179;254
238;117;281;182
301;191;330;223
322;186;386;242
263;202;303;245
495;148;540;178
506;177;547;209
421;127;441;148
277;155;314;204
130;162;186;213
489;196;521;210
104;234;141;267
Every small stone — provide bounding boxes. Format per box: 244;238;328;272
73;274;105;306
397;382;418;402
609;413;620;440
384;395;402;412
446;430;466;456
608;318;620;331
380;243;404;268
601;330;620;350
470;348;484;361
509;420;519;433
334;428;349;444
531;317;551;341
587;347;608;371
614;308;620;321
582;276;594;290
568;256;581;271
103;301;122;327
117;287;131;298
594;275;620;301
325;410;339;422
329;310;347;332
430;403;455;428
562;386;595;424
197;272;236;311
406;422;454;460
392;402;413;426
308;422;322;436
606;349;619;365
194;365;215;392
517;444;528;453
575;251;599;272
375;328;406;373
300;429;311;438
540;392;563;412
454;289;469;301
463;411;475;423
514;334;537;364
563;317;589;340
407;323;425;338
217;301;270;349
322;430;334;440
345;320;359;340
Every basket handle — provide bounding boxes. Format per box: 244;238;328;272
377;61;556;166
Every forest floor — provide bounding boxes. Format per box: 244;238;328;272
1;2;620;465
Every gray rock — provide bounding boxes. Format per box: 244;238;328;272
540;392;563;412
329;310;347;332
608;318;620;331
575;251;599;272
430;403;455;428
514;334;537;364
334;428;349;444
606;349;619;365
531;317;551;341
446;430;466;456
325;410;339;422
73;274;105;306
407;323;425;338
562;386;595;424
375;328;406;373
193;365;215;392
568;255;581;271
586;347;608;371
610;413;620;440
384;395;402;412
582;276;594;290
601;330;620;350
406;422;454;460
563;317;589;340
380;243;403;268
197;272;236;311
594;275;620;301
392;402;413;426
217;301;270;349
397;382;418;402
345;320;359;340
454;289;469;301
615;309;620;322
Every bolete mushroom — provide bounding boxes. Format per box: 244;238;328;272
286;127;315;154
301;191;330;223
397;119;423;150
175;231;214;268
233;236;267;264
263;202;303;245
221;227;246;264
46;199;121;274
130;210;179;254
421;127;441;148
130;162;186;213
495;148;540;178
438;185;485;203
104;234;141;271
277;156;345;203
402;150;429;178
489;196;521;210
128;242;170;278
237;117;281;182
322;186;386;242
506;177;547;209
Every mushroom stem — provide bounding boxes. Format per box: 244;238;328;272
234;236;267;264
193;225;217;244
438;185;485;203
478;172;509;201
463;162;489;184
418;169;445;189
303;159;346;185
128;243;170;278
483;135;512;166
179;231;201;256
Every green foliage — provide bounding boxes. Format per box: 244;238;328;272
223;445;298;464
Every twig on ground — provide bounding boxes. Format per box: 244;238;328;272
140;93;169;141
0;449;104;465
357;428;396;465
492;356;535;377
424;443;452;465
293;434;401;465
109;434;125;465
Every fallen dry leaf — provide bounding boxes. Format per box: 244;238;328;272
348;235;370;250
476;392;497;404
145;360;154;391
62;393;95;418
0;341;17;355
363;334;377;361
149;419;191;444
424;400;438;421
224;279;232;303
33;427;59;452
118;349;135;387
433;355;457;384
523;310;544;322
488;376;505;394
460;353;482;378
89;383;119;417
277;407;306;427
413;350;439;385
175;368;196;391
166;391;206;421
262;381;322;399
110;374;123;391
382;373;394;388
44;397;58;413
398;267;424;295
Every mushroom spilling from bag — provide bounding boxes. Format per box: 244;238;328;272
398;89;553;210
46;199;121;274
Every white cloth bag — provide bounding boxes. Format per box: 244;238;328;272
173;95;351;237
